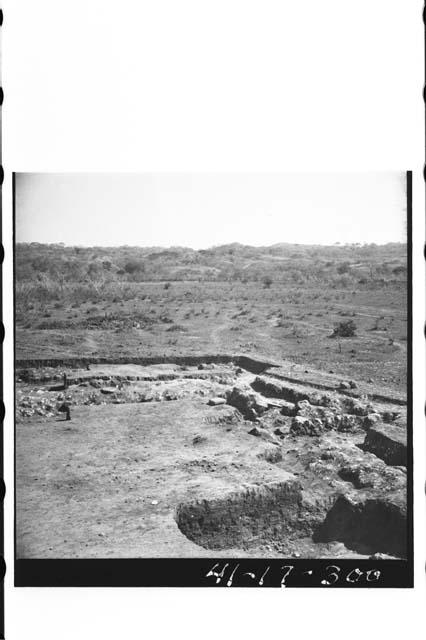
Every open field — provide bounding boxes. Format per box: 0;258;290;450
16;282;407;392
15;242;408;559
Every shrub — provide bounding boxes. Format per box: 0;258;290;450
88;261;101;276
337;262;350;274
392;265;406;276
166;324;186;332
31;257;50;272
124;260;144;275
262;276;273;288
332;319;357;338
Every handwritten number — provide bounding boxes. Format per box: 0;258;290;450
346;568;363;583
206;563;381;586
226;564;240;587
366;570;381;582
259;566;270;586
321;565;341;586
206;563;229;585
280;565;294;588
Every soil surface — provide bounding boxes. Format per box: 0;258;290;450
16;358;407;559
16;280;407;393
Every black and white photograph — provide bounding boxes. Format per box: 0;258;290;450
14;172;412;583
3;0;425;637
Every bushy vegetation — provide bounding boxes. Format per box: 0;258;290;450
332;320;357;338
15;241;407;309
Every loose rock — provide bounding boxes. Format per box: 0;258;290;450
208;397;227;406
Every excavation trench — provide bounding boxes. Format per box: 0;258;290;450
175;483;407;558
16;353;276;375
313;495;407;558
175;480;314;552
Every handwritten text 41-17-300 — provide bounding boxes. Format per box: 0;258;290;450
205;563;381;587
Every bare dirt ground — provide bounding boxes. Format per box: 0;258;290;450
15;244;408;560
16;282;407;392
16;360;407;559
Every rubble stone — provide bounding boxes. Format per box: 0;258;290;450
208;397;227;406
290;416;323;436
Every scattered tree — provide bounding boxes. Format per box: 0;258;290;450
124;260;145;275
332;319;357;338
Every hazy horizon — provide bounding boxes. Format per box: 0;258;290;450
15;172;407;249
15;239;407;250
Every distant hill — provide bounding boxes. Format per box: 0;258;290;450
16;241;407;288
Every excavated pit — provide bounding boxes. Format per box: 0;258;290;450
176;485;406;557
313;495;407;558
175;480;327;552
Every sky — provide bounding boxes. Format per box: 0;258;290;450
15;172;407;248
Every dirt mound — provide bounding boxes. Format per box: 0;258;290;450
251;376;311;404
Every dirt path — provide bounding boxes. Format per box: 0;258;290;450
332;302;406;320
210;318;233;349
